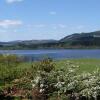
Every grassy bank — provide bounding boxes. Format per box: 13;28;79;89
55;59;100;73
19;58;100;73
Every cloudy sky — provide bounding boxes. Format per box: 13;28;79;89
0;0;100;41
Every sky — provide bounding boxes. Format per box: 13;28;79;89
0;0;100;41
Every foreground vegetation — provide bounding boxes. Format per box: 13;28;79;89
0;55;100;100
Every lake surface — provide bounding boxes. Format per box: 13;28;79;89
0;49;100;61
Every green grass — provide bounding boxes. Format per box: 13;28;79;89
55;59;100;73
16;58;100;74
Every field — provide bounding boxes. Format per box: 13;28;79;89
55;59;100;73
18;58;100;73
0;55;100;100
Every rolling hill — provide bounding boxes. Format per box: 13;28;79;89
0;31;100;49
59;31;100;46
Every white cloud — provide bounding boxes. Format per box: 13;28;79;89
34;24;46;28
53;26;57;29
58;24;66;28
76;25;84;30
27;24;46;29
52;24;67;29
6;0;23;3
0;20;22;28
49;11;56;15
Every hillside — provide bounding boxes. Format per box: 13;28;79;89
0;31;100;49
59;31;100;47
60;31;100;42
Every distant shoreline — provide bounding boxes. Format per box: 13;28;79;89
0;46;100;50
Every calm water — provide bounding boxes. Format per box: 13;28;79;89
0;49;100;60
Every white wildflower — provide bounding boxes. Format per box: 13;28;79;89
93;91;97;98
40;84;44;88
31;80;32;83
54;81;64;88
34;76;41;84
69;69;74;72
39;89;45;93
32;84;36;88
61;82;65;85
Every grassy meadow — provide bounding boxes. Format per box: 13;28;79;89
16;58;100;73
55;59;100;73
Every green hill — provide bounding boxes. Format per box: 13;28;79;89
1;31;100;49
59;31;100;47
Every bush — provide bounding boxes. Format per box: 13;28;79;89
1;57;100;100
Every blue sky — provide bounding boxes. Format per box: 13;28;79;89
0;0;100;41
